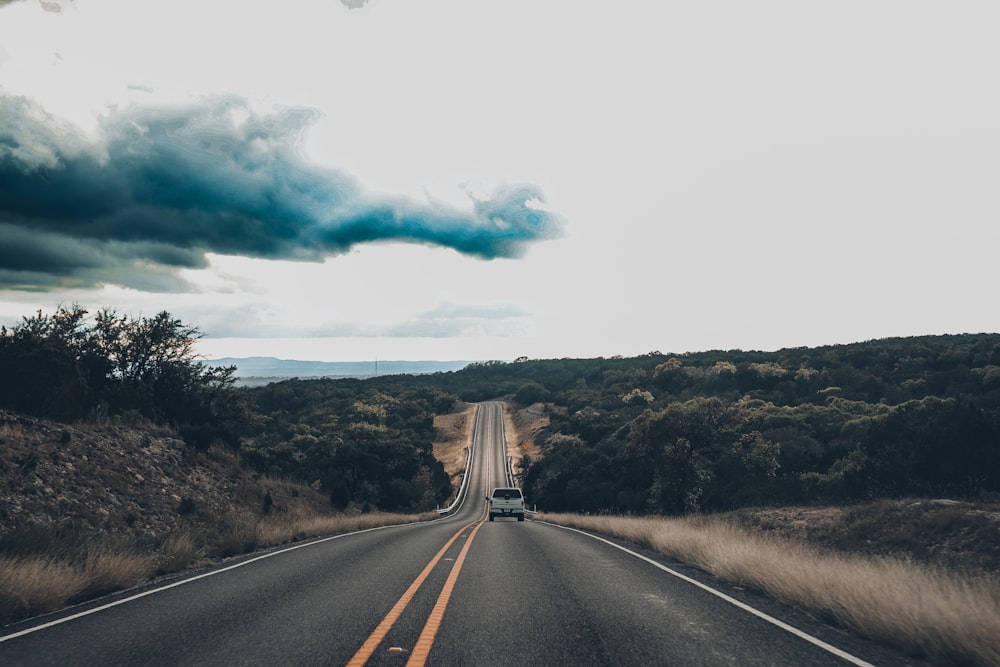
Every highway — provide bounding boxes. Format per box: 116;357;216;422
0;402;919;666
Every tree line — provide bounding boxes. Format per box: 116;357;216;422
237;379;455;512
4;306;999;515
478;337;1000;513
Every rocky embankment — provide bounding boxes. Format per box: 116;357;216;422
0;411;330;546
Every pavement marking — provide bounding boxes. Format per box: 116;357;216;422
351;401;497;665
405;518;486;667
541;521;876;667
346;514;482;667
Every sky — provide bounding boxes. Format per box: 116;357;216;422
1;0;998;362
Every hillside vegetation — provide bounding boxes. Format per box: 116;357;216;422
0;306;459;516
237;380;456;513
417;336;1000;515
7;306;999;518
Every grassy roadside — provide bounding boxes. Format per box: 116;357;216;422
0;400;488;629
0;409;442;627
0;510;435;626
539;511;1000;666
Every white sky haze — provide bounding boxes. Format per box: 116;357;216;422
1;0;998;361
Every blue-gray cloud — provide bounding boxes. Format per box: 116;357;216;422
0;94;564;291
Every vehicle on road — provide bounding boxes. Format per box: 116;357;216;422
487;487;525;521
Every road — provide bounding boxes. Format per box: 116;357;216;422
0;402;919;666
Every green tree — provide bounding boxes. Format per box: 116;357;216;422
0;306;238;446
846;398;1000;497
731;431;780;478
647;437;708;514
514;381;550;406
0;306;98;419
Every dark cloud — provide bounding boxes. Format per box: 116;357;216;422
0;94;564;291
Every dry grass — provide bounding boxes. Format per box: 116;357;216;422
728;500;1000;574
0;548;155;623
202;507;437;559
158;533;197;574
541;513;1000;666
255;510;437;547
79;547;156;599
0;422;44;446
0;557;87;621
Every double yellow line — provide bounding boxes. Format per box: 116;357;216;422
346;505;487;667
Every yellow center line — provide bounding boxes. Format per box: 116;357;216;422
346;516;478;667
406;517;486;667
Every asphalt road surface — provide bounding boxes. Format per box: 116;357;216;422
0;402;922;666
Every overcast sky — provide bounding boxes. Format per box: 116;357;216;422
1;0;998;362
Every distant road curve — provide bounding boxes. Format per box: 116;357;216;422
1;402;918;666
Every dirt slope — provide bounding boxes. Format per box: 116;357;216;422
0;411;330;545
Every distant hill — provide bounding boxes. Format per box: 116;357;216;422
204;357;474;384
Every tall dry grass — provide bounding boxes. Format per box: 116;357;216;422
0;557;87;621
541;513;1000;666
79;547;156;599
0;549;154;624
158;533;197;574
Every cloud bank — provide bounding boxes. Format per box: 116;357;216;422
0;94;564;291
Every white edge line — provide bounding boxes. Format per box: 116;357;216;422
538;521;876;667
0;520;420;643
